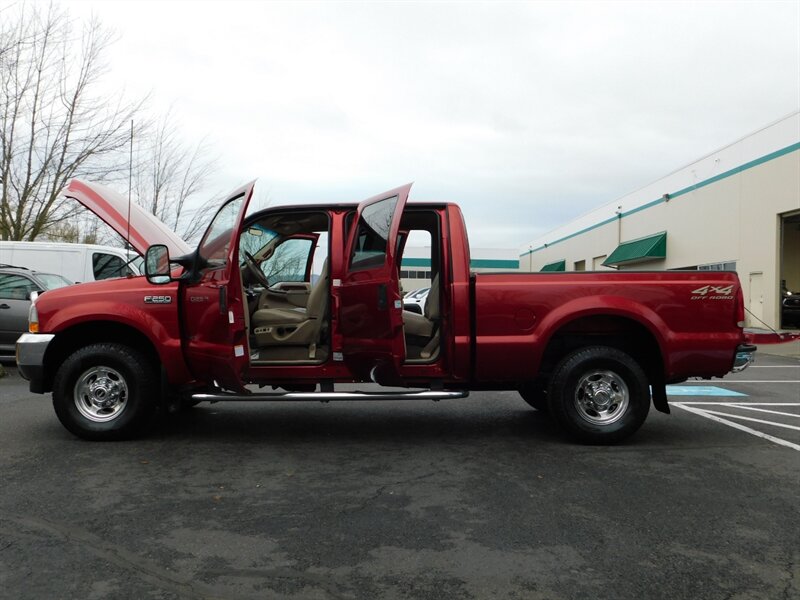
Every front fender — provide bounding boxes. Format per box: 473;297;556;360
44;301;191;385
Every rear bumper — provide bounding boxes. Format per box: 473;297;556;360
744;330;800;345
732;343;757;373
15;333;54;393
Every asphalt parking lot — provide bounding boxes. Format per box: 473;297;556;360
1;354;798;600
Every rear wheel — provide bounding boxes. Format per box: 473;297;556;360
547;346;650;444
52;343;159;440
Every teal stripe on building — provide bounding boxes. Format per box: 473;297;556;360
401;258;519;269
520;141;800;258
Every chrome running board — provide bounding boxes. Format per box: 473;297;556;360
191;389;469;403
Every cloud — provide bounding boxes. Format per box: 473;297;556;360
66;0;800;247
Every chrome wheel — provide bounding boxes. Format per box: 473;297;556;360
73;366;129;423
574;369;629;425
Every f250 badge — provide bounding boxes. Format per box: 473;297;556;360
144;295;172;304
690;285;734;300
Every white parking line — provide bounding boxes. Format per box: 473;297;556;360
672;402;800;406
697;408;800;432
731;405;800;419
672;402;800;452
686;380;800;384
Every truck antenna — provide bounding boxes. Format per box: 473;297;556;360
127;119;133;264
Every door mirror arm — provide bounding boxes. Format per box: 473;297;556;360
146;246;206;285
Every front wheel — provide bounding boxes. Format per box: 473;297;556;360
52;343;159;440
547;346;650;444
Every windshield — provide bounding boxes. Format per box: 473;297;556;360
239;225;279;263
36;273;73;290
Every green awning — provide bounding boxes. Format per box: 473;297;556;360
540;260;566;272
603;232;667;267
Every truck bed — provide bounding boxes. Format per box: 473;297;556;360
471;270;743;383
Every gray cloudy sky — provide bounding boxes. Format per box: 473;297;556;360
67;0;799;248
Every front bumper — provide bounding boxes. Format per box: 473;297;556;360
732;343;757;373
16;333;54;393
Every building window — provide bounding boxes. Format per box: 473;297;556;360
400;269;432;280
698;261;737;271
574;260;586;271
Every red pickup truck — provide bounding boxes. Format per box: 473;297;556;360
16;180;756;443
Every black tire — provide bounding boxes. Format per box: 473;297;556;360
52;343;159;441
547;346;650;444
519;384;548;412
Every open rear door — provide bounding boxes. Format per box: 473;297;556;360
338;184;411;381
181;182;255;390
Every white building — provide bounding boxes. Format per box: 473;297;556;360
520;112;800;330
401;246;518;293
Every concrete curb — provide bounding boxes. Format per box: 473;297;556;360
757;340;800;359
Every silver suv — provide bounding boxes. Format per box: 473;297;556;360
0;265;72;357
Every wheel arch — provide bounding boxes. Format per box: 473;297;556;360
537;313;667;407
41;321;163;393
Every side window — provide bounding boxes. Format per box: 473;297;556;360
0;274;37;300
349;195;398;271
92;253;127;280
261;238;314;284
198;196;244;268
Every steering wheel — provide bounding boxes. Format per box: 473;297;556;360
243;251;270;288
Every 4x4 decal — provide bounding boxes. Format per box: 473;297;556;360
691;285;734;300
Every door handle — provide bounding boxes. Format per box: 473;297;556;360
219;287;227;314
0;304;10;309
377;284;387;310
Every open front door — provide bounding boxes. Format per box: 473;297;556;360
338;184;411;380
181;182;255;390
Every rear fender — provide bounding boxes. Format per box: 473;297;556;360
535;295;671;373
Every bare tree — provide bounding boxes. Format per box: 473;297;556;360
131;109;220;242
0;3;145;241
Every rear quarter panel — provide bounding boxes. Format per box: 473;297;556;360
473;271;743;382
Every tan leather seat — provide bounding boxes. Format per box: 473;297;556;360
251;259;329;351
403;274;439;337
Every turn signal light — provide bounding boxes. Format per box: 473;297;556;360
28;302;39;333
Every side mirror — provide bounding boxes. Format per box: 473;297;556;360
145;244;171;285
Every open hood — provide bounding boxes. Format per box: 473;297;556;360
62;179;192;257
